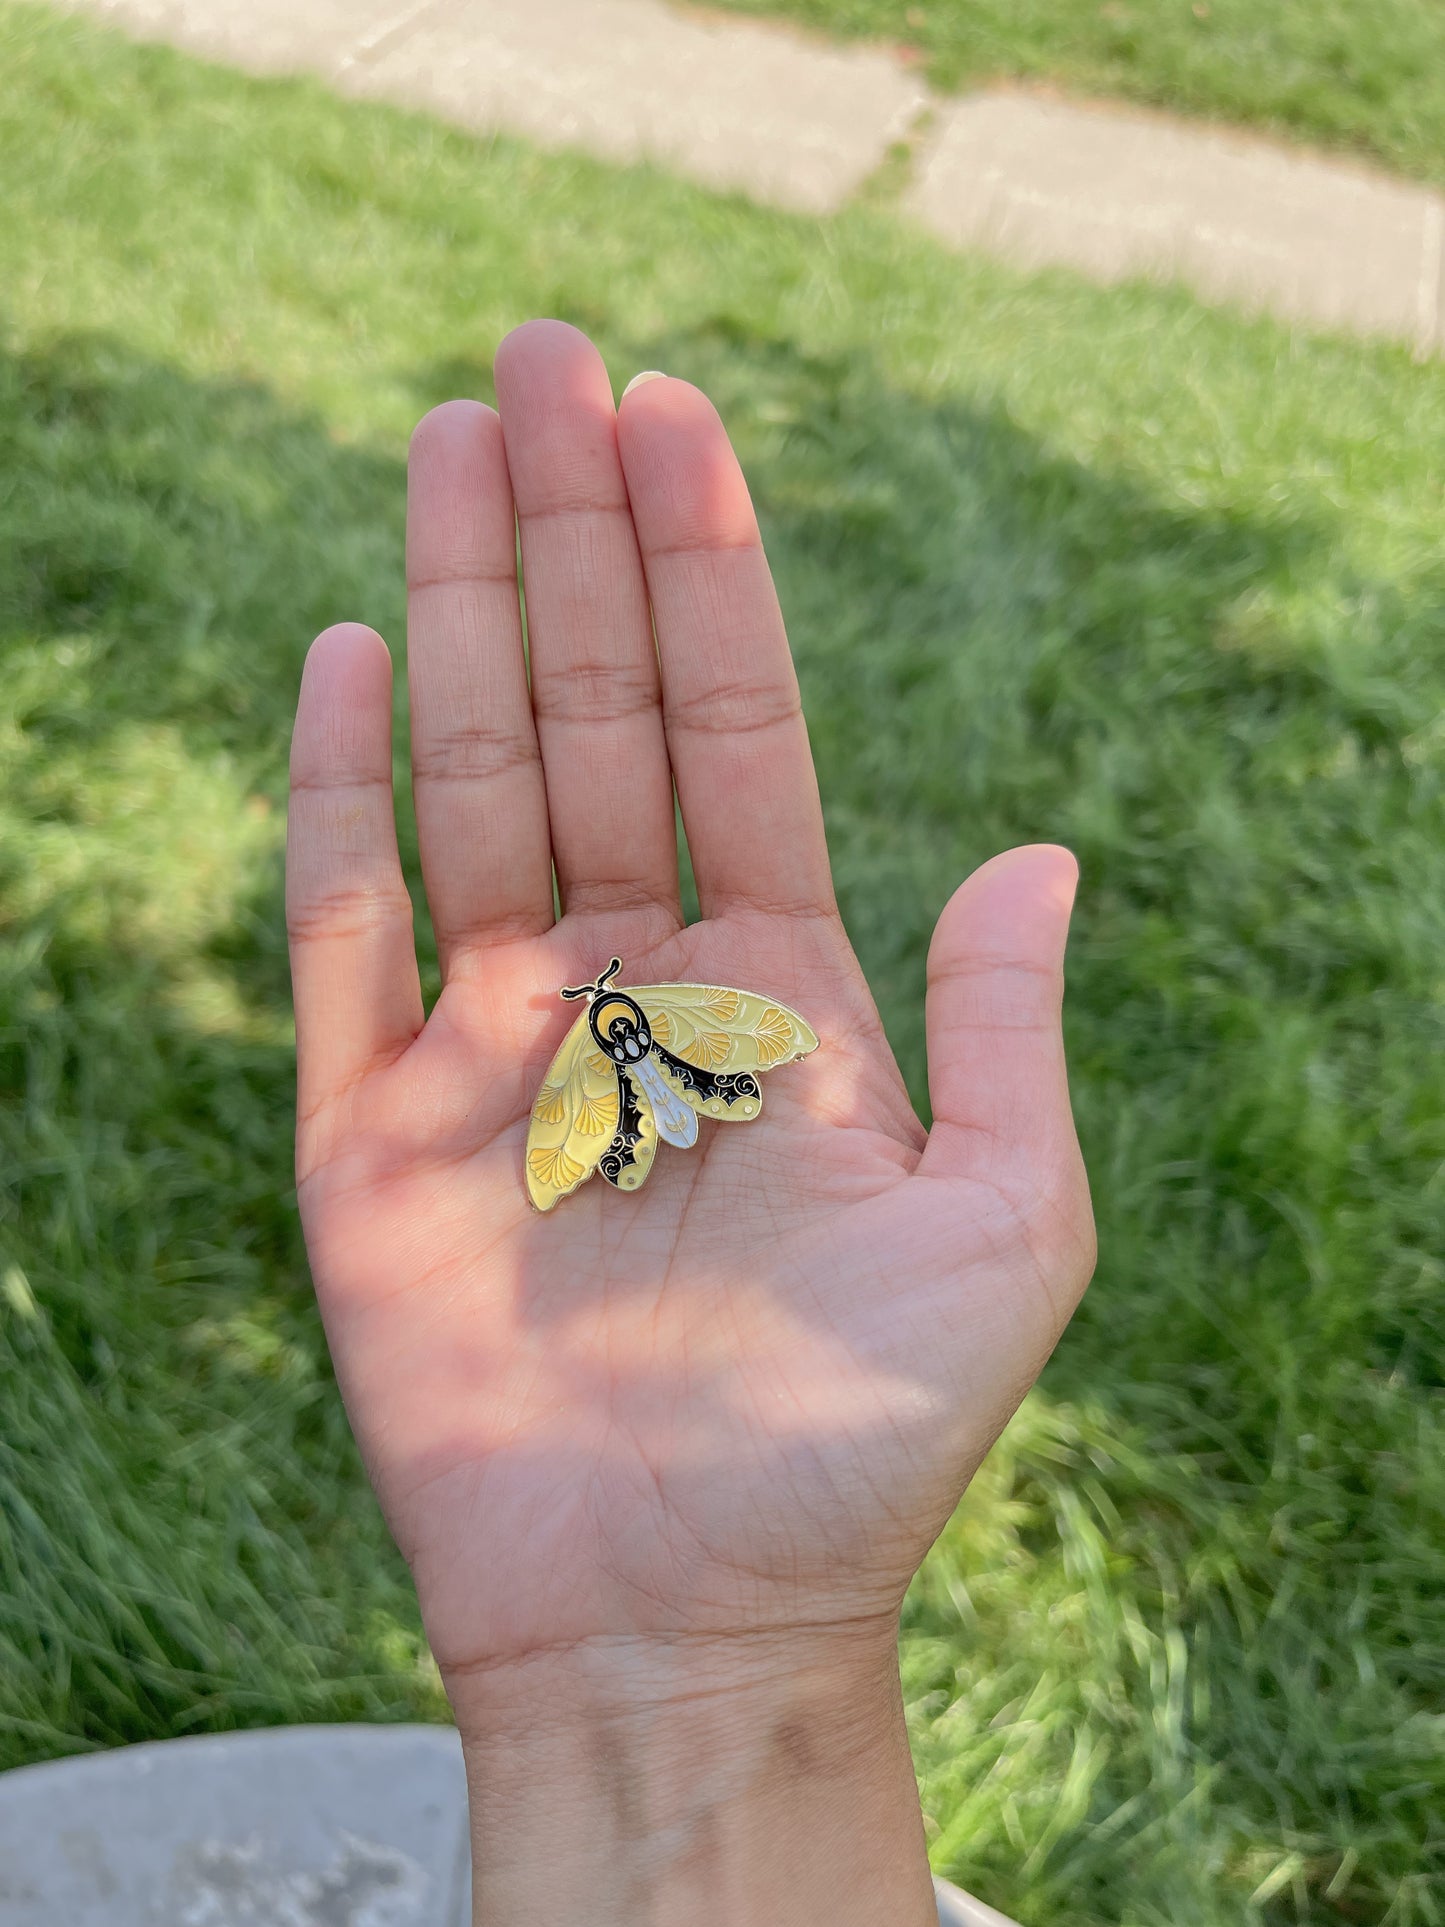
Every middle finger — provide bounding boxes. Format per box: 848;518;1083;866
493;321;680;931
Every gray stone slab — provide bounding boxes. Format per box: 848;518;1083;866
345;0;926;214
905;90;1445;352
50;0;1445;347
59;0;924;215
0;1720;1000;1924
55;0;435;78
934;1877;1023;1927
0;1725;471;1926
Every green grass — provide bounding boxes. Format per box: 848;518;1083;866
1;5;1443;1922
716;0;1445;185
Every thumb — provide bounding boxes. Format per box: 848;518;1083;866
918;844;1085;1208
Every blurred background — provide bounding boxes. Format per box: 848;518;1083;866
1;2;1443;1922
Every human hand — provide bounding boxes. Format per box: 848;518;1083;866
287;321;1093;1924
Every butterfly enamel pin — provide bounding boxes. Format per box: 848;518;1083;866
525;958;819;1211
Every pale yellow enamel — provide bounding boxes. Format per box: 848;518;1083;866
526;981;818;1210
629;983;819;1077
525;1006;625;1210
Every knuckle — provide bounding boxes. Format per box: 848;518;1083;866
531;659;659;727
412;722;538;786
561;878;679;924
289;768;391;796
287;881;412;946
667;676;801;738
930;955;1064;1032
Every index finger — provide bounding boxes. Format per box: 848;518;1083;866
615;376;836;925
287;624;422;1155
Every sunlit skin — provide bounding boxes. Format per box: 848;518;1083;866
287;321;1095;1924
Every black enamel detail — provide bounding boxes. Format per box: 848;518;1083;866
588;989;653;1067
653;1045;761;1110
560;957;622;1002
600;1068;647;1187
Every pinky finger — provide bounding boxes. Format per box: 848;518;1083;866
287;624;423;1156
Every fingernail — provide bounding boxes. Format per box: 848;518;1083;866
622;370;665;397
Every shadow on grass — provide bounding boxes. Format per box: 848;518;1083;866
2;322;1441;1918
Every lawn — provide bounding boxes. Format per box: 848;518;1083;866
716;0;1445;185
1;4;1443;1923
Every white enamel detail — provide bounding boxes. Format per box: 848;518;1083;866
634;1051;699;1149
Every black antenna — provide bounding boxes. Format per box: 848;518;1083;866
560;957;623;1001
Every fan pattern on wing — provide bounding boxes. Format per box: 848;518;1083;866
631;984;818;1075
526;1012;622;1210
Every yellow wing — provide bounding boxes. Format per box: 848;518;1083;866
526;1007;622;1211
626;983;819;1077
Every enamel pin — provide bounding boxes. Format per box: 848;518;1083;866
526;959;819;1211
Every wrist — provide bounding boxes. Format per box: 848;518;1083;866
446;1622;937;1927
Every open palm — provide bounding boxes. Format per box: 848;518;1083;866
287;322;1095;1702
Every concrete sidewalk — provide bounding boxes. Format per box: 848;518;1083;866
59;0;1445;349
0;1726;1019;1926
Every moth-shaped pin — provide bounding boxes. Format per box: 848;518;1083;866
525;959;819;1211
